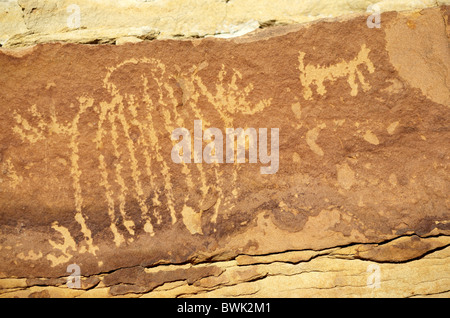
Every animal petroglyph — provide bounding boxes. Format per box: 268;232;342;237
298;44;375;100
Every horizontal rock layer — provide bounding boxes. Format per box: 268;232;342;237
0;6;449;297
1;0;450;46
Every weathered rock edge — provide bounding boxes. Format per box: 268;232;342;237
1;0;450;47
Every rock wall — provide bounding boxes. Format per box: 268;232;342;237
0;2;449;298
1;0;450;46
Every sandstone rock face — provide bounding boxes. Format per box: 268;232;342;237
0;5;449;298
1;0;450;46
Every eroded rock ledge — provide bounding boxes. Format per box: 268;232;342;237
0;6;449;297
1;0;450;47
2;235;450;298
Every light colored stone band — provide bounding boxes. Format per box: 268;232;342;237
1;0;450;47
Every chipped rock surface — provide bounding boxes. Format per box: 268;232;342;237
1;0;450;46
0;5;449;297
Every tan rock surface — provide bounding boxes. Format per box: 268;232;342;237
0;6;449;297
1;0;450;47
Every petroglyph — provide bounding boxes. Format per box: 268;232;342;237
298;44;375;100
6;37;429;270
175;62;273;225
11;57;273;255
363;130;380;145
8;40;383;260
306;123;326;157
12;97;98;255
194;64;272;127
47;222;77;267
1;6;450;298
1;158;22;189
16;250;43;261
8;42;380;262
387;121;399;135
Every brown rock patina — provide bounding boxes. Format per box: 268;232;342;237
0;6;449;297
